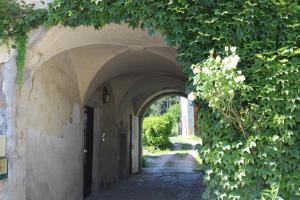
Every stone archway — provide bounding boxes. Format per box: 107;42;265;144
135;92;188;171
2;24;187;200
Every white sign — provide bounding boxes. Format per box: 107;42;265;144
0;135;6;157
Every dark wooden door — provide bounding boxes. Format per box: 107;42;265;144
129;115;133;175
119;131;127;180
84;106;94;198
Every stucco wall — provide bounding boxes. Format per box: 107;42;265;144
96;84;119;187
0;16;185;199
86;82;133;190
131;116;139;174
0;50;23;200
180;97;194;136
95;84;131;187
16;58;83;200
19;67;134;199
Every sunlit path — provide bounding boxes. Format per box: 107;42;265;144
87;137;204;200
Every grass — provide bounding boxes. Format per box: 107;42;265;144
143;135;202;155
142;135;203;169
143;146;174;156
169;135;202;145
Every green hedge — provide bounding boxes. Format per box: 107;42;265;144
143;114;172;149
164;103;180;136
143;103;180;148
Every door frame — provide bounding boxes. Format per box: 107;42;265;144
83;106;94;198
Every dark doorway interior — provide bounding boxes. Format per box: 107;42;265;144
129;114;133;175
119;128;128;180
84;106;94;198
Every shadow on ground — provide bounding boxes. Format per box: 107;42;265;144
88;172;204;200
87;138;204;200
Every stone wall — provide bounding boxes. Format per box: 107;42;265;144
0;11;183;198
180;97;195;136
0;47;25;199
91;83;132;187
131;116;139;174
86;81;135;191
20;59;83;200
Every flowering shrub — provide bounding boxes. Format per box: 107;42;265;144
190;47;247;110
190;47;300;199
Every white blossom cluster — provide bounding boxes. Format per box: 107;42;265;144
189;47;246;106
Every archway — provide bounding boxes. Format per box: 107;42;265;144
92;94;203;200
14;24;187;199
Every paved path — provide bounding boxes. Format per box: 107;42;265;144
87;143;203;200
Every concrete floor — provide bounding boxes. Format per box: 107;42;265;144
87;145;204;200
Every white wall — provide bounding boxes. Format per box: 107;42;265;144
131;116;139;174
17;58;84;200
180;97;194;136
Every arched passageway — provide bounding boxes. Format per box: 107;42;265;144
14;24;189;199
85;94;203;200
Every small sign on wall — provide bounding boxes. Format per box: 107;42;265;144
0;135;6;157
0;157;8;180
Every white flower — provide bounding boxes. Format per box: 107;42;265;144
209;49;214;56
230;46;237;54
216;55;221;63
234;75;245;83
202;67;210;74
230;55;240;67
206;169;213;175
228;89;234;94
237;70;242;74
225;46;229;53
222;57;230;65
273;135;280;141
193;67;200;74
222;55;240;71
91;0;102;4
225;74;231;79
188;93;195;101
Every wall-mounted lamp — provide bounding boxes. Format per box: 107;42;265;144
103;87;110;104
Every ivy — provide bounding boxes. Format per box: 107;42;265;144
0;0;299;199
192;47;300;199
0;0;47;85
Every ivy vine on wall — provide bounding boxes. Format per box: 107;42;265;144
0;0;299;199
0;0;47;85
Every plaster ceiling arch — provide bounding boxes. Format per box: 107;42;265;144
109;72;186;109
28;43;184;108
117;88;186;119
83;49;184;105
27;49;81;103
25;24;183;105
26;24;176;74
112;75;186;117
137;90;188;118
133;87;186;116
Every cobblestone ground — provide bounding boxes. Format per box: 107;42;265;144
87;142;204;200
